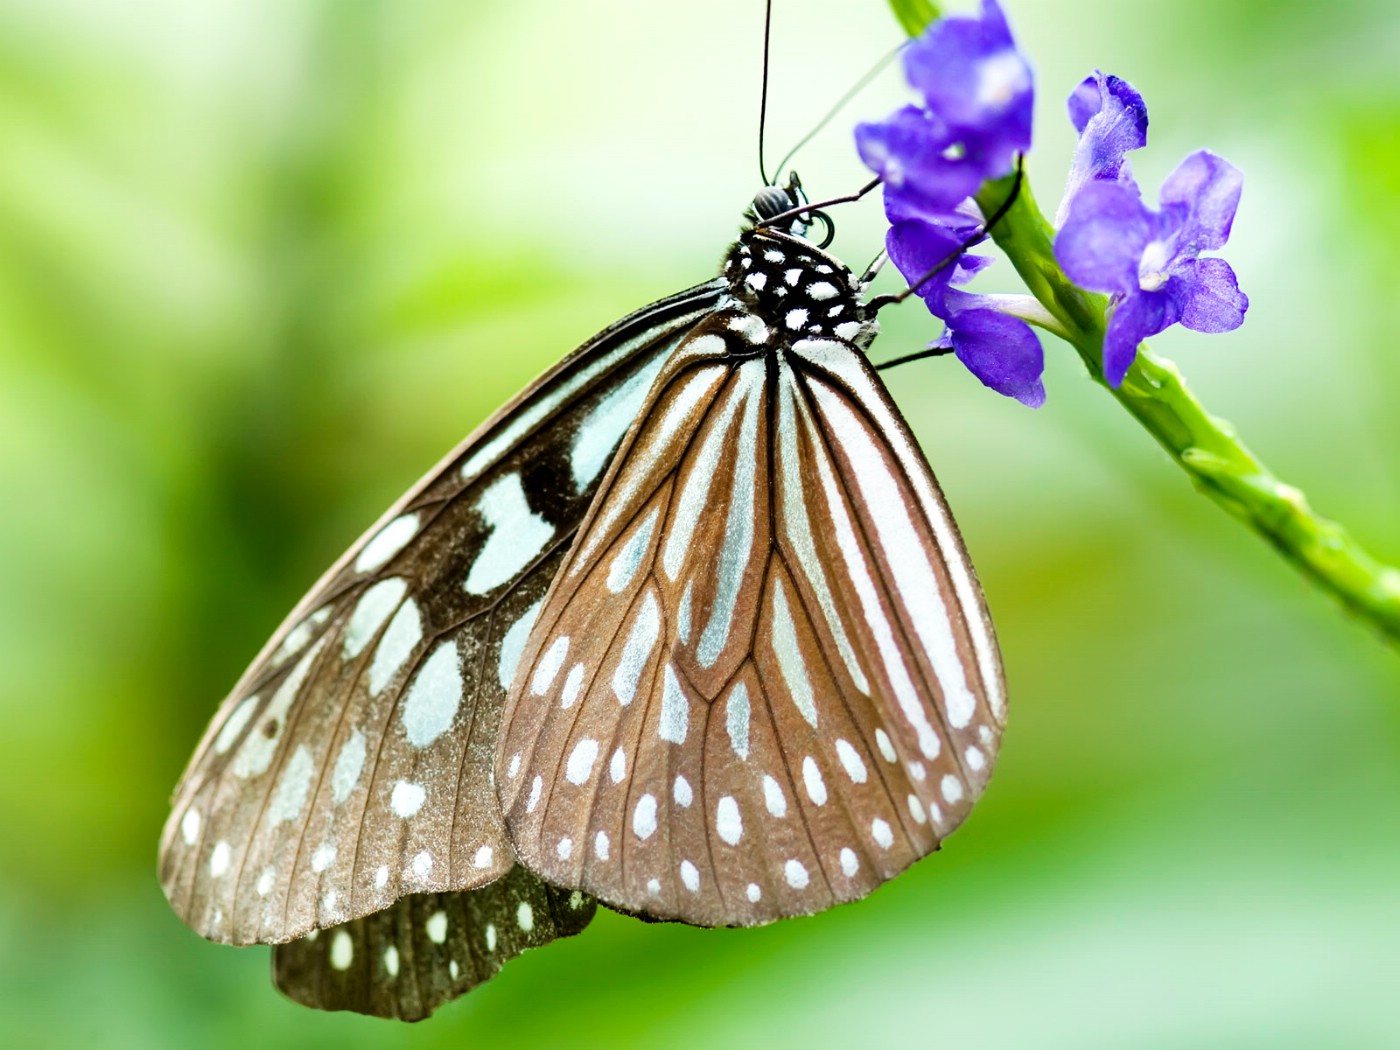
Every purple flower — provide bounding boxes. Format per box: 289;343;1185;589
856;0;1033;216
1056;149;1249;386
886;213;1045;408
1055;71;1149;225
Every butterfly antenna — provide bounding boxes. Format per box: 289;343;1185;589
758;0;774;186
772;39;907;180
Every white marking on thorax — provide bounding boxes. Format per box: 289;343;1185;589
400;639;463;748
807;281;838;301
463;473;556;596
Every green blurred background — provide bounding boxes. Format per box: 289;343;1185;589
2;0;1398;1046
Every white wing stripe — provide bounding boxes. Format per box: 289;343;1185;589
697;361;764;668
776;363;871;695
661;373;746;581
794;338;1003;722
809;384;976;730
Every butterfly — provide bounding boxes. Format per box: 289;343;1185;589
158;176;1007;1020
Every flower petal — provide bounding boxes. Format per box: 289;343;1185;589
901;0;1033;177
1056;71;1149;225
1159;150;1242;252
855;106;984;213
1055;181;1151;294
1103;290;1179;385
886;219;969;313
948;307;1046;407
1174;257;1249;333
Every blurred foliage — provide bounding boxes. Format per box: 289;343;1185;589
0;0;1397;1047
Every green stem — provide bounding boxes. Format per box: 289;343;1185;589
973;172;1400;643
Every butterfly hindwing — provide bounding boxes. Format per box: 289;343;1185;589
496;232;1006;926
159;280;726;957
272;867;596;1021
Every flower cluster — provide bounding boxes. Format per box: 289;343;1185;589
856;2;1247;402
855;0;1044;405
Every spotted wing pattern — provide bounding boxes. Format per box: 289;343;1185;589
159;281;725;962
273;868;595;1021
497;232;1005;927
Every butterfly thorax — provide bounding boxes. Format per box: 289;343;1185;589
721;229;877;351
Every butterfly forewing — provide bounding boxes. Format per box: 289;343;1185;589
496;231;1006;926
273;868;595;1021
159;280;726;955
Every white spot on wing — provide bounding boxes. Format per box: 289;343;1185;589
256;867;275;896
516;901;534;931
716;796;743;845
941;775;965;803
330;729;366;804
384;944;400;977
531;636;570;695
612;591;660;705
746;883;762;902
474;845;493;868
770;581;819;728
213;696;258;754
344;579;407;659
680;860;700;892
425;910;448;944
609;748;627;783
330;931;353;970
463;473;556;595
390;780;426;818
180;808;201;846
658;664;688;744
408;850;432;881
875;728;897;763
594;831;610;860
840;847;859;876
355;513;419;573
209;841;231;878
231;638;327;779
497;598;543;691
268;744;314;824
607;506;659;593
726;680;750;760
633;793;658;840
571;354;667;493
368;598;422;696
872;818;894;849
526;775;542;813
311;843;336;873
763;775;787;817
566;738;600;785
673;775;692;808
559;663;586;709
835;739;868;783
784;859;810;889
400;639;463;748
802;756;827;806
